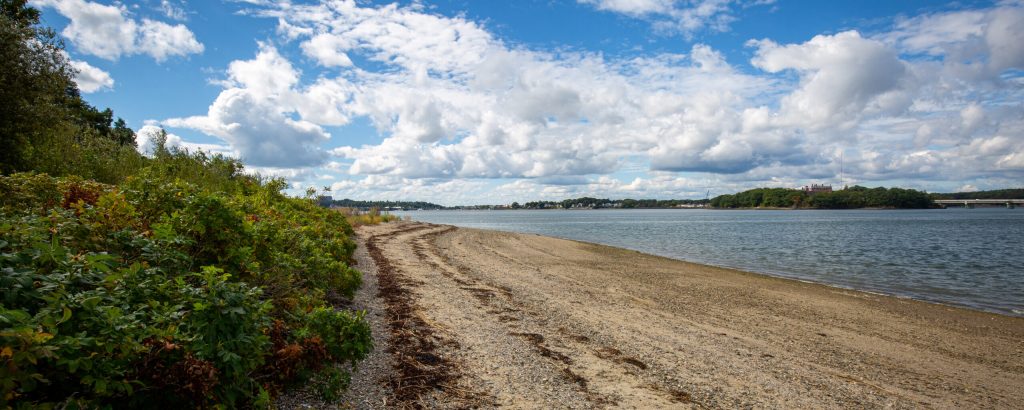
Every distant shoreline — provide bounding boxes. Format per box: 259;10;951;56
399;206;966;211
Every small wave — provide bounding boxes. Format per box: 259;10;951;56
1014;309;1024;316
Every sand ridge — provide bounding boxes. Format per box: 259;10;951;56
351;221;1024;409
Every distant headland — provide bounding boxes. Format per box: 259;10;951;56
321;186;1024;211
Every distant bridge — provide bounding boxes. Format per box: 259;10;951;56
934;199;1023;208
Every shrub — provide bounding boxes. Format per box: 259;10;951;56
0;172;371;408
3;6;372;405
332;207;400;227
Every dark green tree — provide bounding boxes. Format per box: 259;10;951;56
110;117;136;146
0;0;75;172
0;0;37;26
1;0;139;178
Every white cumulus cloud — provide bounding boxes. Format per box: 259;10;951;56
68;59;113;92
163;44;331;168
580;0;771;36
31;0;203;61
750;31;912;129
579;0;675;16
135;125;233;156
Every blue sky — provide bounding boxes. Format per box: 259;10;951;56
32;0;1024;205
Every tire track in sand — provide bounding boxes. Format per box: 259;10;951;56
364;223;494;409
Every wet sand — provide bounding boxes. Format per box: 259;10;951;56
349;221;1024;409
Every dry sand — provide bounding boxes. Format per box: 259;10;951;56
347;221;1024;409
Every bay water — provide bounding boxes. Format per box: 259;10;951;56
395;208;1024;316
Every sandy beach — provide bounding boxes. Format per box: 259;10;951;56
341;221;1024;409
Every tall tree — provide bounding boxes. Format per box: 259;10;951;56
110;117;136;147
0;0;75;172
0;0;137;174
0;0;38;26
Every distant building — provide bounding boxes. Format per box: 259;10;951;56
317;195;333;207
802;184;833;194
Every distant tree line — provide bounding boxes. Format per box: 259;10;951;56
326;198;445;210
321;189;1022;212
519;197;708;209
709;188;807;208
930;188;1024;200
710;186;935;209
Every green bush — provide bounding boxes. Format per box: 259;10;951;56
26;129;147;185
0;172;371;408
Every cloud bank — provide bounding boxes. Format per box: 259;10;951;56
146;0;1024;203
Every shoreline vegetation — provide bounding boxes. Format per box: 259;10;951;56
1;3;380;406
1;171;375;408
349;222;1024;408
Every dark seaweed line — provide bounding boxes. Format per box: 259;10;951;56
364;224;490;409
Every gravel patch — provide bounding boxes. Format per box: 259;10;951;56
275;228;396;409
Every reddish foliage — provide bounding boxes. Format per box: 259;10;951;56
258;319;333;393
61;182;102;209
173;356;219;402
267;320;288;347
274;343;304;381
259;321;331;394
134;338;219;406
262;320;297;389
300;336;329;369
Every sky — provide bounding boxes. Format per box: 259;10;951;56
31;0;1024;205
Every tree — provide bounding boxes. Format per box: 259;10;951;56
0;0;76;172
110;117;136;147
0;0;38;27
1;0;140;175
63;88;137;147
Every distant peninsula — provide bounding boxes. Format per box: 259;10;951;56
710;186;1024;209
710;186;934;209
321;187;1023;211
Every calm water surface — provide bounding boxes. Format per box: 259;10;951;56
395;208;1024;316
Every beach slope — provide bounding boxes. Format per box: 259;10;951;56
349;222;1023;409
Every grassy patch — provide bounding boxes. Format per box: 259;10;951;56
331;207;401;227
